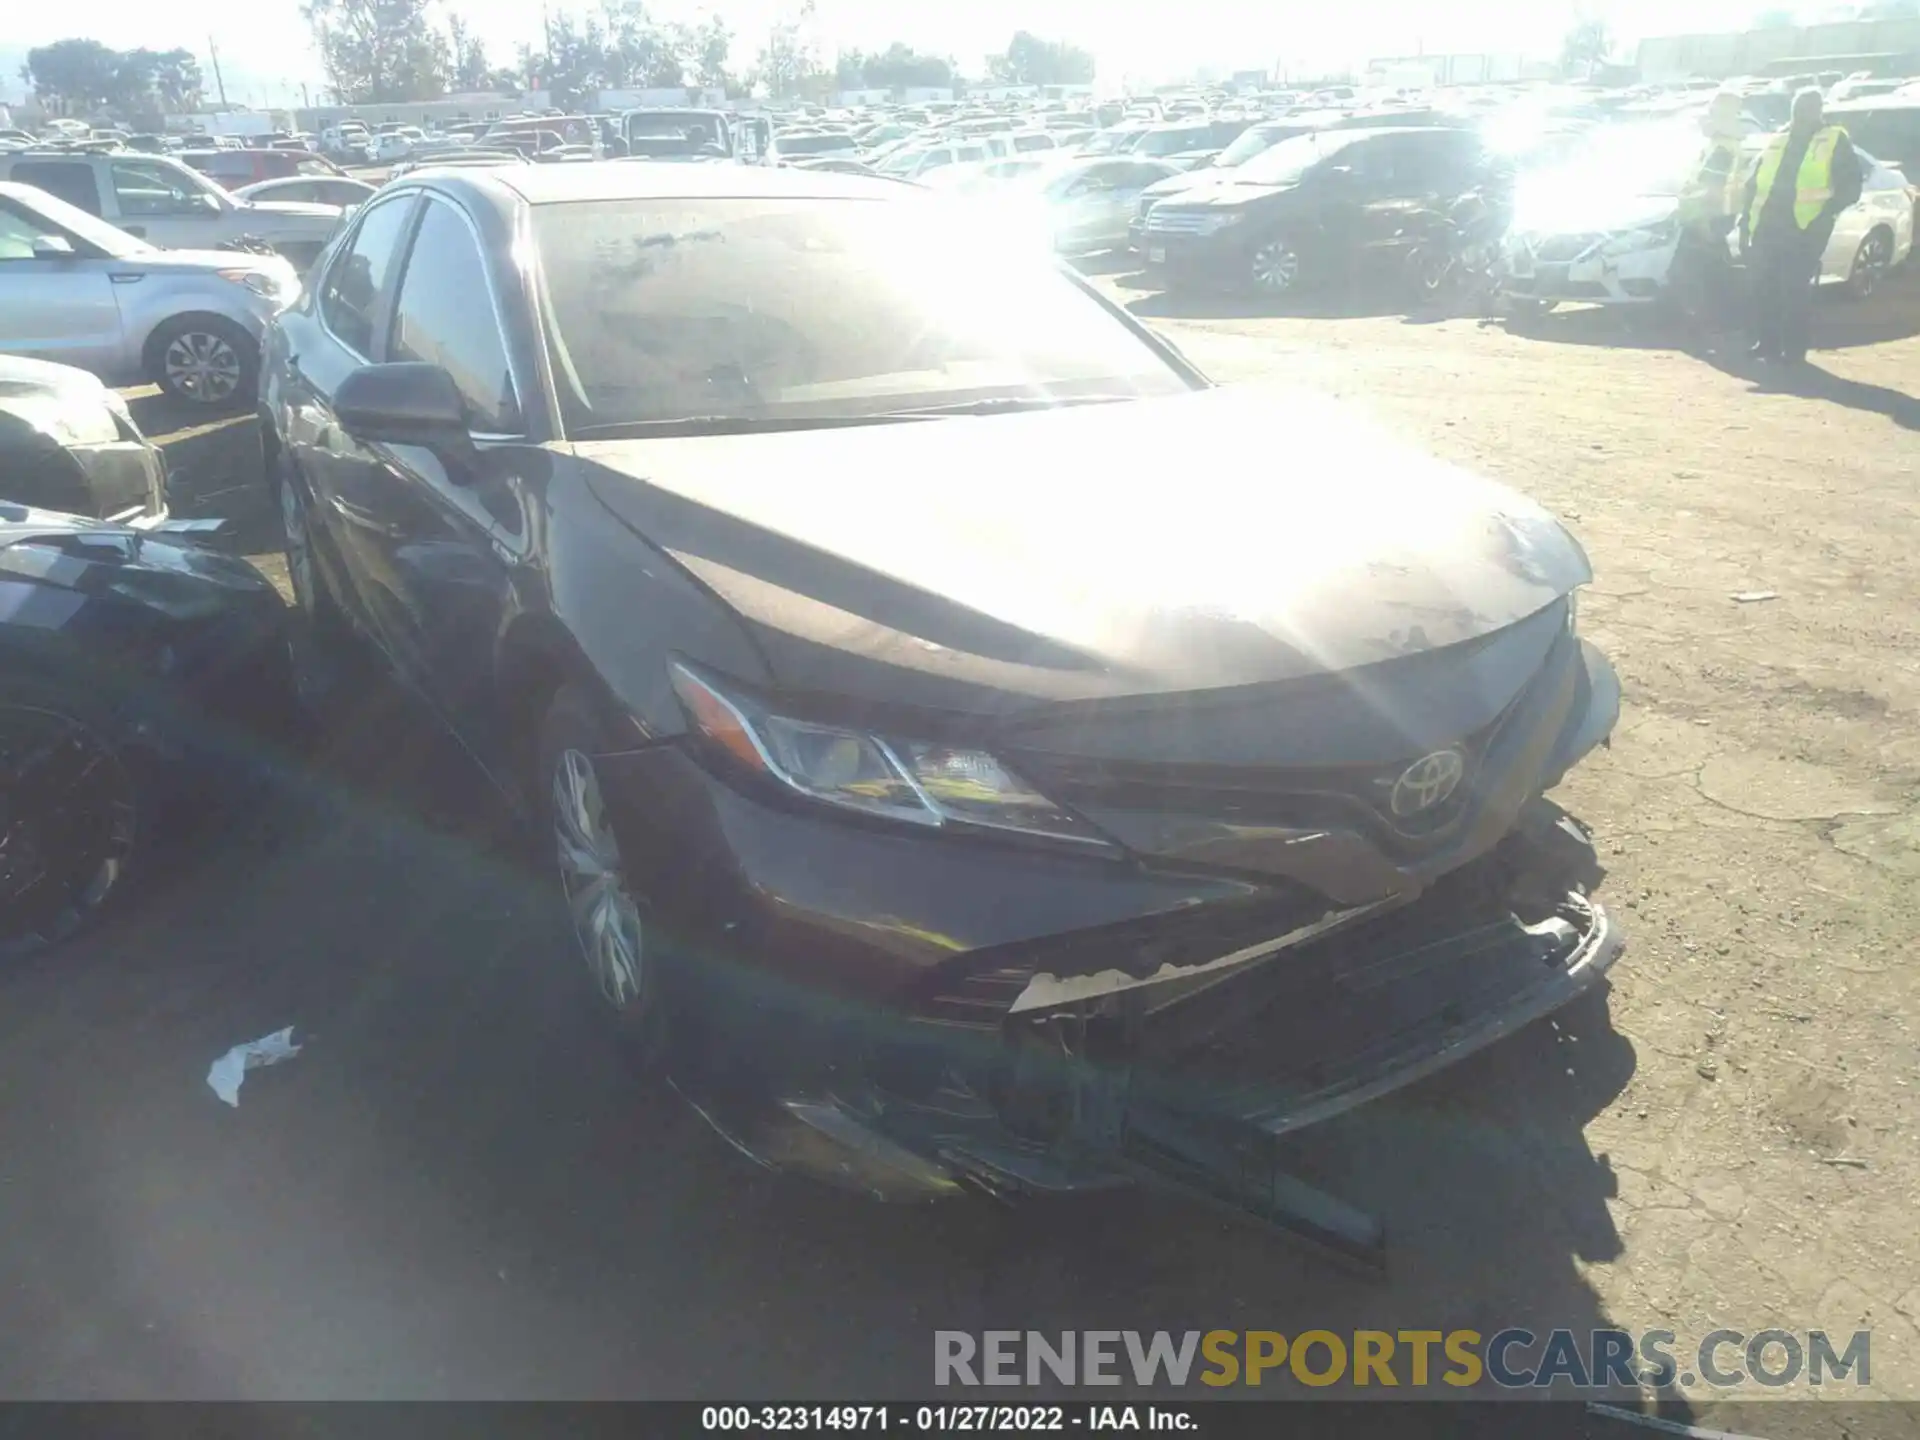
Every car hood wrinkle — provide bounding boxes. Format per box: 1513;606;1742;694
1513;192;1678;237
574;383;1589;709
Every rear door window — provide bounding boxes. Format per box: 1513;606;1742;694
8;161;102;215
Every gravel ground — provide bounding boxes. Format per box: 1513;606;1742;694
4;263;1917;1417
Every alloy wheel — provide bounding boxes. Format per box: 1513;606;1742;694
162;330;243;404
1250;239;1301;295
552;748;645;1011
0;706;137;955
1851;231;1891;297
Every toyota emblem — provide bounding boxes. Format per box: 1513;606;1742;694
1389;748;1466;818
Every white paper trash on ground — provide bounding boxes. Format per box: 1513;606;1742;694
206;1027;303;1107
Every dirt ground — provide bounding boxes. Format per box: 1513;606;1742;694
5;265;1917;1417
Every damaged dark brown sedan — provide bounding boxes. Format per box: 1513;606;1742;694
260;163;1623;1263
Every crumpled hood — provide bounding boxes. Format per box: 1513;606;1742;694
1511;191;1678;240
575;384;1589;709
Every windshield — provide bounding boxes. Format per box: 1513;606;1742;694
7;186;156;257
531;196;1190;434
1215;124;1298;168
778;133;857;155
1133;127;1214;158
1236;130;1362;185
1081;127;1143;154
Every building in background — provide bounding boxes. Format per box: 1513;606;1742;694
1362;53;1555;87
1637;17;1920;79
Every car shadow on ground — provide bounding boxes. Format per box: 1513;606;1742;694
0;648;1681;1405
1498;264;1920;355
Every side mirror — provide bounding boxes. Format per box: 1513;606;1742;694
334;363;470;451
31;235;76;259
196;192;223;214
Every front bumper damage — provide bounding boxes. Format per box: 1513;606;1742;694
666;804;1619;1269
599;618;1625;1267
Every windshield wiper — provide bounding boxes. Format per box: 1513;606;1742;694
875;394;1139;418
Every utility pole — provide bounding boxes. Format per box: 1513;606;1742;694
208;36;229;107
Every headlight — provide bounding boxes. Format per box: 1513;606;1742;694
669;663;1113;848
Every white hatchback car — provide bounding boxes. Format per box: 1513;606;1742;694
1502;126;1915;309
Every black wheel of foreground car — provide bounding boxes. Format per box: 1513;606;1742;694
537;683;666;1064
0;678;144;964
146;315;260;409
1845;228;1894;299
1247;235;1303;296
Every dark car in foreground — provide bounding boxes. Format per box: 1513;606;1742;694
0;504;296;961
1141;125;1490;296
261;163;1622;1256
0;357;168;522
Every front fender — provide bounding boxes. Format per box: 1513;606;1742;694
121;281;275;362
534;460;771;742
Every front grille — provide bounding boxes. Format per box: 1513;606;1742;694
1014;708;1509;851
1145;210;1217;235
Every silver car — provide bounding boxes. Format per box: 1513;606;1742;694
0;181;299;407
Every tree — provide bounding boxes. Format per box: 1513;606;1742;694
25;39;121;114
1559;17;1614;78
23;39;204;118
304;0;450;104
445;15;493;93
988;31;1094;87
691;17;731;89
838;42;953;91
754;3;830;101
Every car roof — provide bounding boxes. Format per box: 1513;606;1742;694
1828;95;1920;112
448;161;912;209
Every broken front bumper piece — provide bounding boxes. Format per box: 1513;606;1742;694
685;816;1624;1268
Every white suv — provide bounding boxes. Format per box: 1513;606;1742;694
0;181;299;406
0;150;346;270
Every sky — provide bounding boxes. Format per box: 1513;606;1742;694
5;0;1785;108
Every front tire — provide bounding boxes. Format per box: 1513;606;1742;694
537;684;664;1063
0;677;145;964
1247;236;1303;296
1845;228;1893;298
147;315;259;409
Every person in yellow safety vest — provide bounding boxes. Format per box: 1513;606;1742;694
1672;90;1750;330
1679;90;1748;231
1739;88;1863;365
